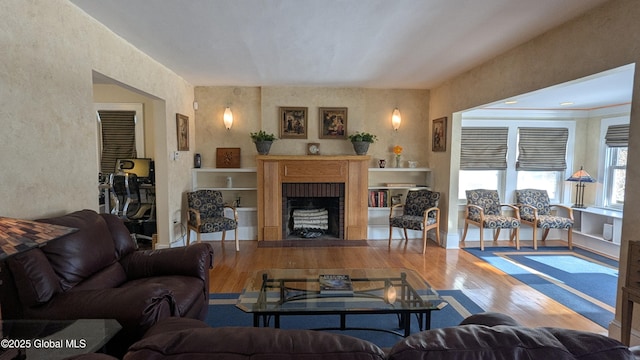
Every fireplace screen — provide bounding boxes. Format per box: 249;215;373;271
282;183;345;239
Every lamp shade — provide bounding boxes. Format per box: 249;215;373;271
566;166;595;183
391;108;401;131
0;217;76;260
223;107;233;130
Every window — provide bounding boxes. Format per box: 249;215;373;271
604;146;627;208
603;123;629;209
95;103;145;176
458;119;575;203
458;170;502;199
458;127;508;200
98;110;137;175
515;127;568;202
516;171;562;201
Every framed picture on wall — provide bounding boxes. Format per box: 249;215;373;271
279;107;308;139
319;107;347;139
176;113;189;151
432;117;447;152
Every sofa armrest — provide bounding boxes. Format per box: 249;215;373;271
120;243;213;283
25;286;175;330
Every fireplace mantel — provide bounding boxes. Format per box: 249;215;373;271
256;155;369;241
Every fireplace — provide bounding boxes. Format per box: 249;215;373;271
282;183;345;239
256;155;369;241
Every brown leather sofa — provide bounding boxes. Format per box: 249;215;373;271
0;209;214;354
113;313;636;360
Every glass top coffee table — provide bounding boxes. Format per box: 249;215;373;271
236;268;446;337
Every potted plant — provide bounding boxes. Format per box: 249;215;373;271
348;131;377;155
250;130;277;155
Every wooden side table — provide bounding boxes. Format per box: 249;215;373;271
622;286;640;345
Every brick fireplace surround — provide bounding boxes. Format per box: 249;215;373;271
256;155;369;241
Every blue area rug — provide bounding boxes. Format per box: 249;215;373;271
206;290;484;348
464;246;618;328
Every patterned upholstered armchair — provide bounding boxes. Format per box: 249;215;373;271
388;189;440;254
461;189;520;251
514;189;574;250
187;189;239;251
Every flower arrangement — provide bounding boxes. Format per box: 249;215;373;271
393;145;403;167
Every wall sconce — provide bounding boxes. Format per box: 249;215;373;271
391;108;401;131
566;166;596;208
223;107;233;130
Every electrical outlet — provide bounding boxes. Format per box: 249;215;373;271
173;151;180;160
172;210;181;224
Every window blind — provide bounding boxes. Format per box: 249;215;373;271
99;110;137;175
516;127;568;171
460;127;508;170
605;124;629;147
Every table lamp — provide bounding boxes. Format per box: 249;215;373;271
566;166;596;208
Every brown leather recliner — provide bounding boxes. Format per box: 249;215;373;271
1;209;213;353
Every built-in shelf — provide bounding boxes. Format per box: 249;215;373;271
367;167;432;239
232;207;257;212
201;187;257;191
572;206;622;259
368;167;432;172
191;168;258;240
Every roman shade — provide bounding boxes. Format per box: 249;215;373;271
99;110;137;175
605;124;629;147
516;127;568;171
460;127;508;170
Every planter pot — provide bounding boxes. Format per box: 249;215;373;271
351;141;370;155
254;140;273;155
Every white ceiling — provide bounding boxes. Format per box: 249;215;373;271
478;63;635;111
71;0;633;110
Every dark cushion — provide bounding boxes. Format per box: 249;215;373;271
37;209;117;290
125;319;387;360
7;248;61;306
387;324;633;360
101;212;137;259
544;327;634;360
69;262;127;291
459;312;521;327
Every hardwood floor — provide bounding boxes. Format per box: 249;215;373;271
208;238;608;335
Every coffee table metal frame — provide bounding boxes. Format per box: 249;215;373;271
236;268;446;337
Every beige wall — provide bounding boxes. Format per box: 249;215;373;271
429;0;640;339
0;0;195;246
195;87;430;169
